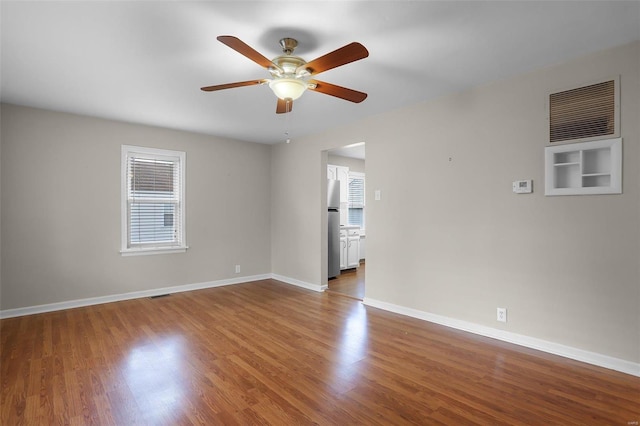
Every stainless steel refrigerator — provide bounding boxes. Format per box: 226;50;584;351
328;179;340;279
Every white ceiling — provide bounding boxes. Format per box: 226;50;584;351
2;1;639;145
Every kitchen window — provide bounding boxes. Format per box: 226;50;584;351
121;145;187;256
348;172;365;229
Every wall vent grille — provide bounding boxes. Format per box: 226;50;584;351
549;79;617;144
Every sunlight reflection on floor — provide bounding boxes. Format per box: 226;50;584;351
124;335;187;423
335;303;369;386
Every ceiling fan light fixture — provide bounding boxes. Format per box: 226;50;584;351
269;78;307;101
203;36;369;113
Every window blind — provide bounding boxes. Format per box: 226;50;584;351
549;80;616;143
348;176;365;208
348;174;365;228
127;155;182;247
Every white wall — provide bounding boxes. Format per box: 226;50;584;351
0;107;2;303
0;104;272;310
270;41;640;365
328;154;365;173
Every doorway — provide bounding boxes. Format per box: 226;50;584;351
326;143;366;300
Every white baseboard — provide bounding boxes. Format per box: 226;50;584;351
0;274;271;319
0;273;324;319
270;274;327;292
363;297;640;378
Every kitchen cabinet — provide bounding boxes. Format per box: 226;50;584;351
339;227;360;270
339;232;347;270
336;167;349;203
327;165;338;180
347;234;360;269
327;164;349;203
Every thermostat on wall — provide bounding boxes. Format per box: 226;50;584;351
513;179;533;194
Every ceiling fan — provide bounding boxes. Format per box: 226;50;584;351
201;36;369;114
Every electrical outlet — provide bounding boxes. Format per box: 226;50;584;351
497;307;507;323
235;265;241;274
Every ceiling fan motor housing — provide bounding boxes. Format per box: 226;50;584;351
268;39;313;100
270;55;307;77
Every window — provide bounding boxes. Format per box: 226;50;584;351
348;172;365;229
121;145;186;255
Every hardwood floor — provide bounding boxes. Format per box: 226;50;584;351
2;279;639;425
327;261;365;300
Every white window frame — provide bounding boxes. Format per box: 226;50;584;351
121;145;187;256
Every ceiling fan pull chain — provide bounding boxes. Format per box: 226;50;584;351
285;99;293;143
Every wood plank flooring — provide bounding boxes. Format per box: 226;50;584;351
327;261;365;300
2;279;639;425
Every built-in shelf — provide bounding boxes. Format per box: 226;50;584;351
545;138;622;196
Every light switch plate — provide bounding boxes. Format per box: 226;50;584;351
374;190;381;201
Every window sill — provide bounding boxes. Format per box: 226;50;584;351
120;246;189;257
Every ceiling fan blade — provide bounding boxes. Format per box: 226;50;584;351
308;80;368;103
217;35;275;69
200;79;266;92
276;98;294;114
301;42;369;75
